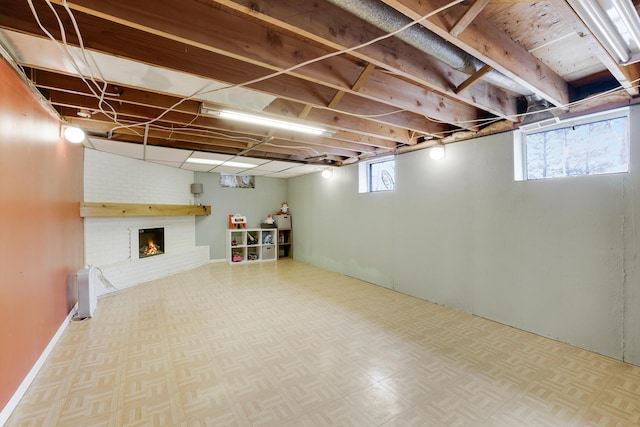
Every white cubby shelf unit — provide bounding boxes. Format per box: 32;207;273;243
227;228;278;264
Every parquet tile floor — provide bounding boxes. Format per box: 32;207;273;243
6;260;640;426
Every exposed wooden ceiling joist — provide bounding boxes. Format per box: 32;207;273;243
0;0;636;170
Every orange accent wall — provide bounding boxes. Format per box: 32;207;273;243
0;58;84;409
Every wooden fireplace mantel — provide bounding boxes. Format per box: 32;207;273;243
80;202;211;218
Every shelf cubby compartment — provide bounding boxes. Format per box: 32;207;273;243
246;230;260;246
277;229;292;259
246;245;261;262
230;247;246;263
262;229;276;246
230;230;246;247
262;245;276;261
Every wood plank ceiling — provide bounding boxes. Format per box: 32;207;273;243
0;0;639;168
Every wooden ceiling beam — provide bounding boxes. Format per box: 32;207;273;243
450;0;490;37
0;2;441;138
45;0;479;128
70;116;348;160
456;64;494;95
50;96;365;158
328;63;378;114
30;69;410;147
379;0;570;107
548;0;640;96
207;0;517;120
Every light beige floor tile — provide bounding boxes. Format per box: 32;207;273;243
6;261;640;427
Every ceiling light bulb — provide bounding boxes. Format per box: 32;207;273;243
429;145;446;160
321;168;333;179
63;126;85;143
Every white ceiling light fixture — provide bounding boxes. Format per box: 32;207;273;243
201;105;333;136
62;126;86;143
185;157;258;169
429;144;446;160
569;0;640;64
321;168;333;179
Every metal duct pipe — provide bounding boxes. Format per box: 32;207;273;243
327;0;533;95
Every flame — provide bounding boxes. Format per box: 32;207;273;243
144;239;160;255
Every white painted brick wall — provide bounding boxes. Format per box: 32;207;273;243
84;149;194;204
83;149;210;292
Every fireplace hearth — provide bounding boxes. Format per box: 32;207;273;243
139;227;164;258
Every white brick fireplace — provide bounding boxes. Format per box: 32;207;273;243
84;149;209;295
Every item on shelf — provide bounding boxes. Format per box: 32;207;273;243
261;213;277;229
228;214;247;229
227;229;279;264
274;213;291;229
275;202;289;214
247;232;258;245
279;232;284;244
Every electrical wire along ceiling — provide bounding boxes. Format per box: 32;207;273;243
0;0;638;175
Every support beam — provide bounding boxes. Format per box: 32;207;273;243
450;0;490;37
456;64;494;95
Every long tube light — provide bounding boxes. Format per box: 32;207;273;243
201;105;332;136
569;0;640;64
186;158;258;169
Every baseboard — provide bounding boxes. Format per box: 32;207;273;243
0;303;77;426
210;258;226;264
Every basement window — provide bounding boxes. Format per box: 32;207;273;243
359;156;395;193
515;108;630;181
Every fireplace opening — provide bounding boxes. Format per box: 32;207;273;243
139;227;164;258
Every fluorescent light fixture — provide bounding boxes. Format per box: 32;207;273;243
62;126;85;143
569;0;640;64
201;105;331;136
186;158;258;168
429;145;446;160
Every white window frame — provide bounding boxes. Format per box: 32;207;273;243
358;155;395;193
515;107;630;181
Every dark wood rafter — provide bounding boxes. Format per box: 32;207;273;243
206;0;519;120
41;0;477;129
0;0;633;166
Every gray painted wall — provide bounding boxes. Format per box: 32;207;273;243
287;105;640;365
194;172;286;260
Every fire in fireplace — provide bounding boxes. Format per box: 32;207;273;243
139;227;165;258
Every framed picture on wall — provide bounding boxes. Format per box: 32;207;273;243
220;174;255;188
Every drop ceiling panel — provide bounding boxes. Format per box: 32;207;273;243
245;169;276;176
180;163;214;172
148;160;181;168
285;164;328;174
187;152;234;161
252;161;301;172
87;138;144;159
145;145;191;163
268;172;300;178
210;166;256;174
232;157;271;166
